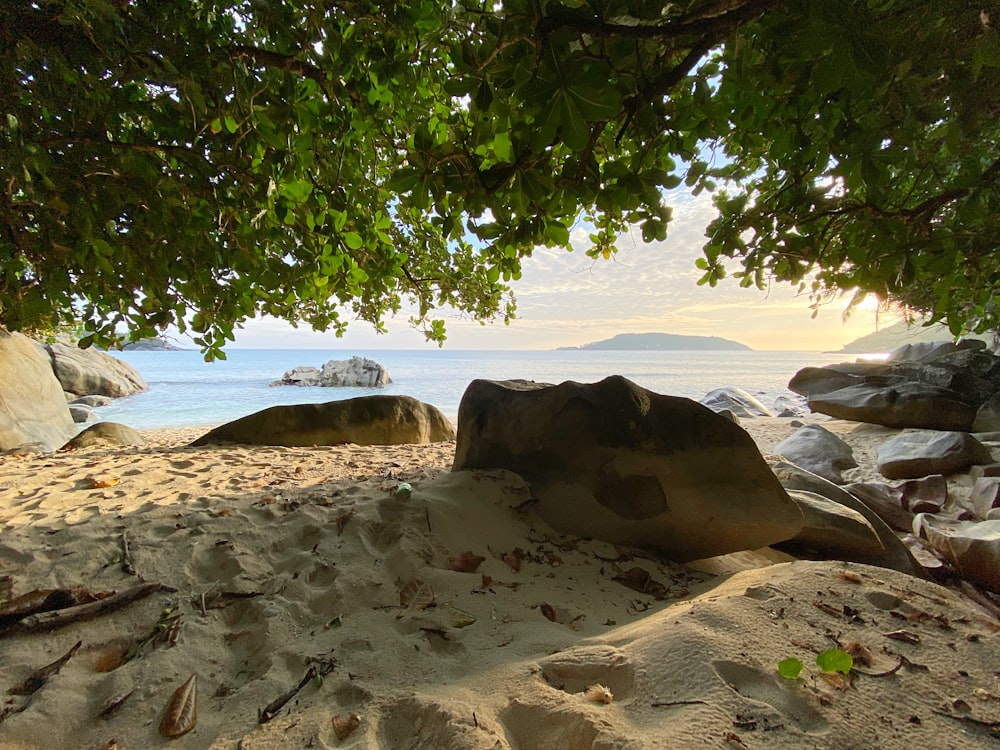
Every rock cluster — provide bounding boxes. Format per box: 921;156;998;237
270;356;391;388
0;331;146;451
776;339;1000;591
789;338;1000;431
451;351;1000;593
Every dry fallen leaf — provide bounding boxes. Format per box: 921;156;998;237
502;548;525;573
159;674;198;738
335;510;354;534
818;671;852;691
92;638;133;673
612;567;669;600
84;474;119;489
398;579;435;611
447;551;485;573
842;641;874;667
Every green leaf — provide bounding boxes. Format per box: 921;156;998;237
568;85;621;121
492;132;514;162
546;221;570;246
224;115;237;134
344;232;364;250
816;649;853;675
778;658;804;680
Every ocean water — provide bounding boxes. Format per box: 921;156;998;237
95;348;852;430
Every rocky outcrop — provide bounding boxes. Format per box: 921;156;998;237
190;395;453;447
772;424;857;484
452;376;802;562
69;404;97;423
63;422;146;450
770;461;925;577
788;340;1000;431
806;382;976;431
0;331;76;451
876;430;993;480
888;338;986;363
270;356;391;388
913;515;1000;591
970;477;1000;519
699;387;774;418
974;392;1000;432
47;341;147;398
841;475;948;533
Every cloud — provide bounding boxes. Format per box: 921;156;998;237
224;190;884;351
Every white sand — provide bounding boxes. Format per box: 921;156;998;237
1;417;999;749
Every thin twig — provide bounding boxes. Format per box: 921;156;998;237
854;655;905;678
120;531;136;576
258;658;337;723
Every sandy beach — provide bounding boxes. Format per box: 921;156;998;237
1;416;999;749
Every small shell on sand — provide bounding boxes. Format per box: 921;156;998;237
583;684;614;704
332;712;362;740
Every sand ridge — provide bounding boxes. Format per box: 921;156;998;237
0;417;999;749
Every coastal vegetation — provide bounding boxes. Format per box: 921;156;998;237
2;1;997;358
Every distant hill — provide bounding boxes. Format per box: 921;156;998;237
836;320;994;354
558;332;752;351
122;337;186;351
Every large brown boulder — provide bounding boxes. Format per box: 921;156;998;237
0;331;76;451
876;430;993;480
770;461;926;578
772;423;857;484
46;342;147;398
452;376;802;561
806;382;976;431
190;395;455;447
62;422;146;450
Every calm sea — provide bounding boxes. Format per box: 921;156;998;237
95;348;853;430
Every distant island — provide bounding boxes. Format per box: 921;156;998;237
558;332;752;351
121;337;186;351
836;320;993;354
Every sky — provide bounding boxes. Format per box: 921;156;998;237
222;192;898;352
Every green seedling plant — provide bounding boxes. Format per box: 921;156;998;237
778;648;854;680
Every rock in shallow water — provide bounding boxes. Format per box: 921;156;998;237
270;356;391;387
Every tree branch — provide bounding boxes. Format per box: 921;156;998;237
537;0;783;41
228;43;327;87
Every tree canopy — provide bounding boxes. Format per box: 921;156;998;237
2;0;997;357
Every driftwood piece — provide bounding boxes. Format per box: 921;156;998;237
0;586;105;631
9;640;82;695
0;640;82;725
258;658;336;723
4;582;168;635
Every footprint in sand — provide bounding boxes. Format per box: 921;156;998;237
539;645;635;701
500;695;632;750
712;659;828;733
379;695;505;750
218;599;274;685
